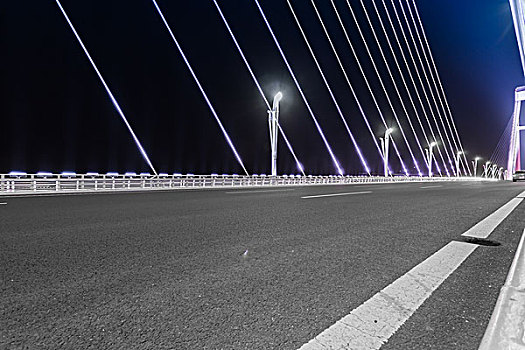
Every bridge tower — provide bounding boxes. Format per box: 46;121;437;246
507;0;525;178
507;87;525;178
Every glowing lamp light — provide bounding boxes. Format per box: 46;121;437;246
211;173;218;176
159;173;168;177
9;171;27;177
186;173;195;176
173;173;182;176
61;171;76;176
86;172;99;176
124;172;137;177
37;172;53;177
274;91;283;104
140;172;151;176
106;172;119;177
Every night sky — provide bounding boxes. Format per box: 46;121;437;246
0;0;522;175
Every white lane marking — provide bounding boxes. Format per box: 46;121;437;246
299;241;478;350
462;197;523;239
0;202;6;205
420;185;442;189
301;191;372;199
479;228;525;349
299;189;525;350
225;189;295;194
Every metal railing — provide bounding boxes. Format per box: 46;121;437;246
0;173;490;195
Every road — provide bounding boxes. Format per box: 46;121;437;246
1;181;524;349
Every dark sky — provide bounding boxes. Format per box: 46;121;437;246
0;0;522;175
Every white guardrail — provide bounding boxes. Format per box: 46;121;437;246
0;172;491;195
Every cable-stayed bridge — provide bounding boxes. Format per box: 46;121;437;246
2;1;525;350
4;0;477;181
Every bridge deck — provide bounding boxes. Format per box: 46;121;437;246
1;181;523;349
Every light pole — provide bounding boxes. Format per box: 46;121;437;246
380;128;394;177
491;164;498;179
472;157;480;178
483;161;490;178
268;92;283;176
454;151;463;177
425;141;437;177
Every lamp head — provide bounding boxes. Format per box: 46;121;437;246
272;91;283;110
274;91;283;103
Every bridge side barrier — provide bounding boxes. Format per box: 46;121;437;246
0;173;491;195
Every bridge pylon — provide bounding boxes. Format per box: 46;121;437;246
507;86;525;179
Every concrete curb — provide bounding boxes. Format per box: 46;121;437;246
479;228;525;349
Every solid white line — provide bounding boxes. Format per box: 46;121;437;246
225;189;295;194
299;241;478;350
301;191;372;199
420;185;442;189
462;197;523;239
0;202;6;205
299;189;525;350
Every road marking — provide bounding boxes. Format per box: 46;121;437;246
299;189;525;350
462;190;525;239
420;185;442;189
225;189;295;194
0;202;6;205
301;191;372;199
299;241;478;350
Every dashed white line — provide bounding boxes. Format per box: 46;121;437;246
301;191;372;199
0;202;6;205
226;189;295;194
420;185;442;189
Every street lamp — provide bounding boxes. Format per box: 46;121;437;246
483;161;490;178
491;164;498;179
454;151;463;177
268;92;283;176
425;141;437;177
472;157;480;177
380;127;394;177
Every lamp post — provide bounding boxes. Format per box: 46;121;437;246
454;151;463;177
380;128;394;177
483;161;490;178
491;164;498;179
425;141;437;177
472;157;480;178
268;92;283;176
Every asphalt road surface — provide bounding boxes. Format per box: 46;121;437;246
1;181;525;349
